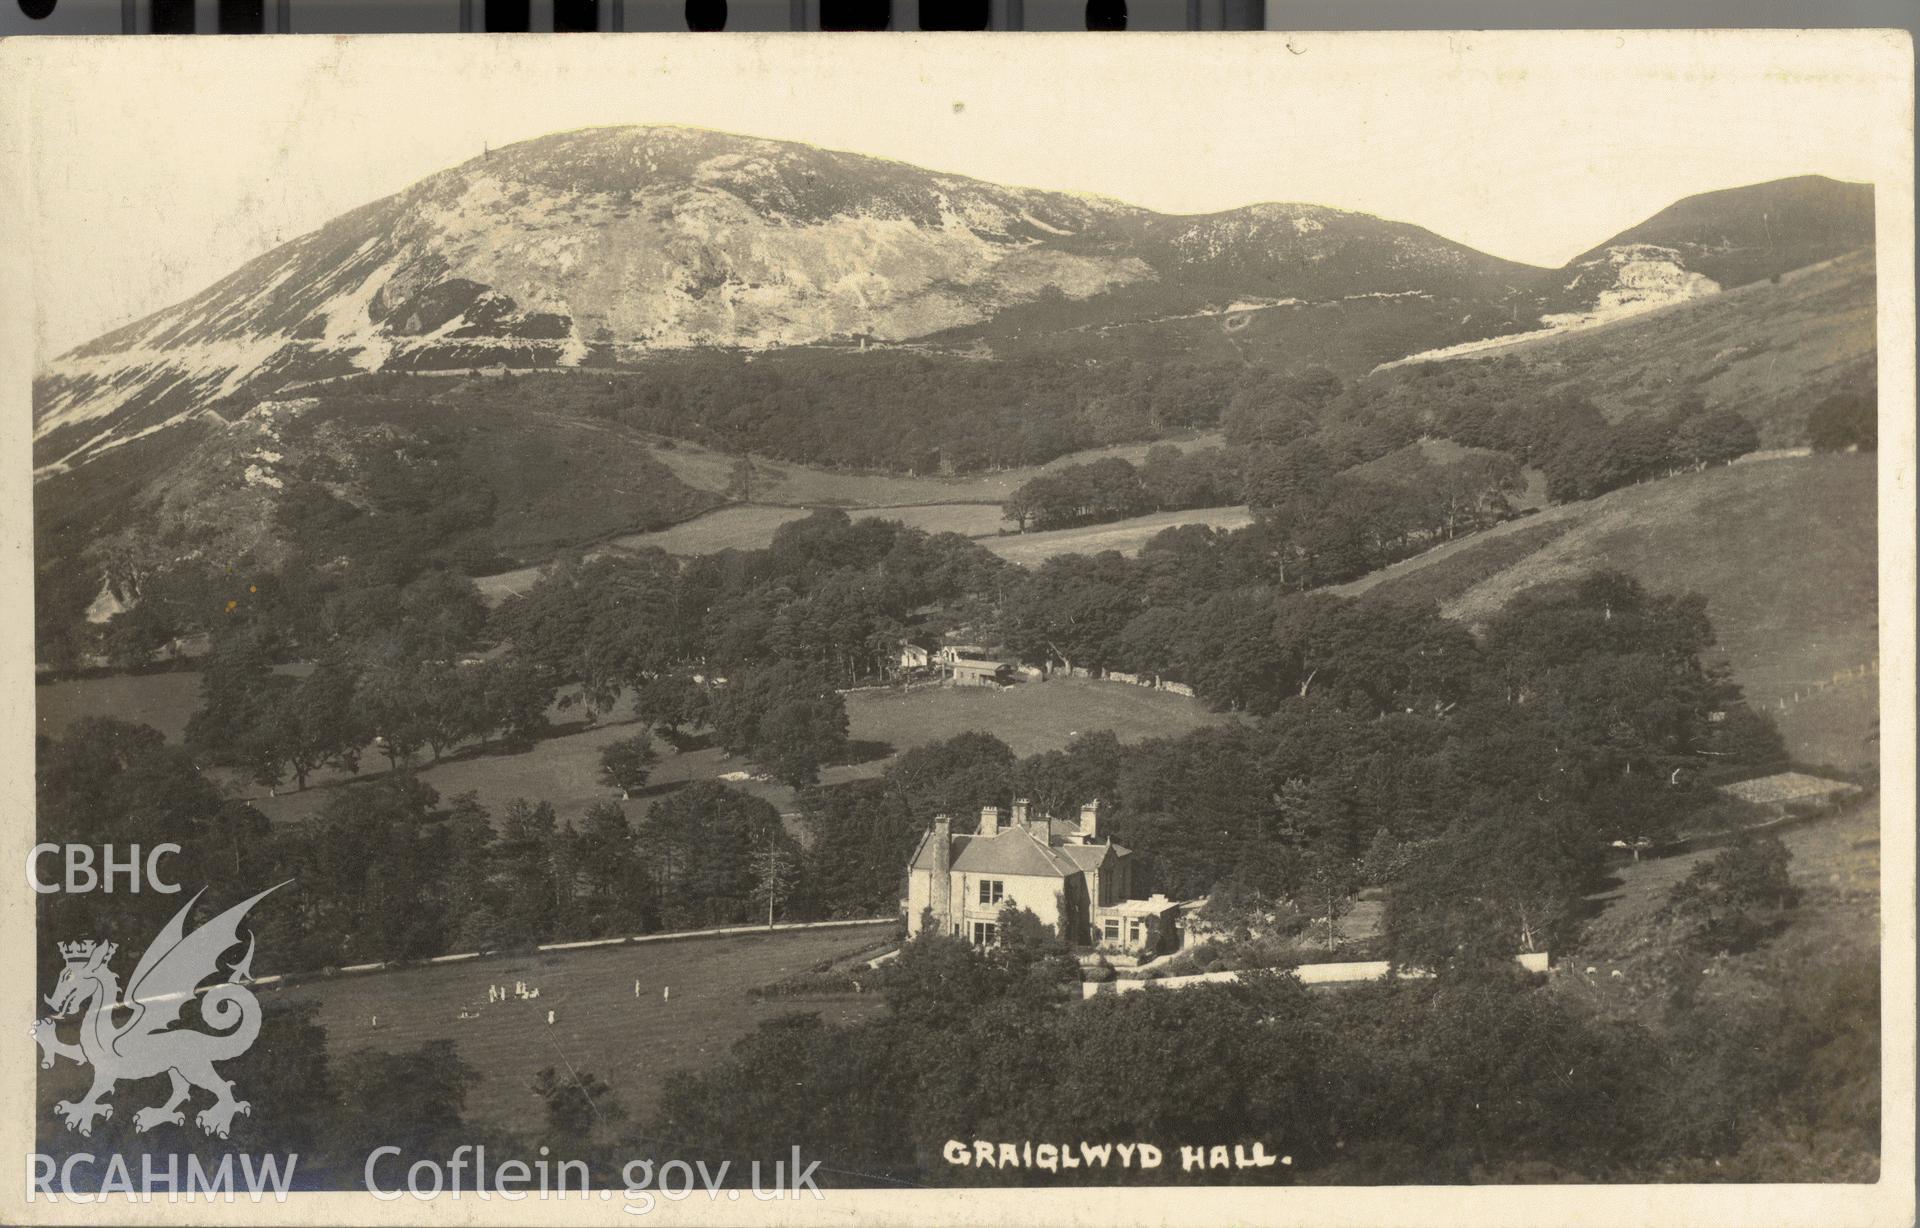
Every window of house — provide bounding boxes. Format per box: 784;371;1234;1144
1102;919;1121;944
1128;921;1144;946
978;879;1004;906
971;921;999;947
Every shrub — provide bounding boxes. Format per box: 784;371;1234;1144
1659;836;1801;953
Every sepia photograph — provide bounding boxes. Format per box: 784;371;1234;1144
1;28;1912;1226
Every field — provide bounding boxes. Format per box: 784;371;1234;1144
36;663;309;744
474;498;1248;604
470;432;1232;603
644;431;1227;506
1338;454;1878;770
842;676;1227;758
595;494;1025;554
27;925;887;1137
981;506;1255;566
38;673;1228;831
37;670;202;743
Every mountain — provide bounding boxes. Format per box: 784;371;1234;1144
1543;174;1875;322
34;125;1547;476
33;130;1872;478
29;131;1877;656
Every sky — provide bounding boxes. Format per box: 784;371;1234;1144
4;29;1911;365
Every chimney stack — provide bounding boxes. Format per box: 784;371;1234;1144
1011;797;1030;826
931;815;952;926
979;805;1002;837
1080;799;1101;840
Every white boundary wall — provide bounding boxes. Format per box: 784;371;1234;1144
1083;952;1551;998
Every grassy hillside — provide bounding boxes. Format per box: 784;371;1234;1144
1552;796;1880;1180
1340;454;1877;769
967;287;1538;378
1375;250;1875;448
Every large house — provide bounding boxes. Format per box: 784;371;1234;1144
902;799;1181;956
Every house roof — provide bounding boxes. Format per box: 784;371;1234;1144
950;657;1007;671
908;821;1128;880
954;827;1080;878
1056;841;1128;872
1107;894;1179;917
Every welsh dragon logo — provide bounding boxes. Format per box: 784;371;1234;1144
33;883;284;1139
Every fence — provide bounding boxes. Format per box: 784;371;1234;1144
1082;952;1550;998
1767;658;1878;711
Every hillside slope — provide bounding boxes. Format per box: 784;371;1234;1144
1340;454;1878;769
1372;249;1876;446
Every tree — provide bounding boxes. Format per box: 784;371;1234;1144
749;836;799;927
631;671;703;743
1659;835;1799;953
635;783;787;929
185;632;279;761
259;663;365;791
479;656;555;747
575;800;650;935
530;1066;624;1143
416;665;483;762
800;781;920;917
360;665;429;772
393;569;489;662
883;732;1014;819
1003;485;1042;532
757;696;850;788
1388;804;1596;971
496;797;562;945
1298;851;1355;953
707;663;849;785
1359;826;1407;887
598;734;658;799
1003;551;1141;673
1671;409;1759;469
327;1041;481;1162
1807;390;1876;452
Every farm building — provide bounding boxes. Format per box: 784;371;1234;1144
949;657;1011;687
897;641;933;671
902;799;1181;957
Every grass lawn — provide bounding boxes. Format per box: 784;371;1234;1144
286;928;890;1131
844;675;1227;759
